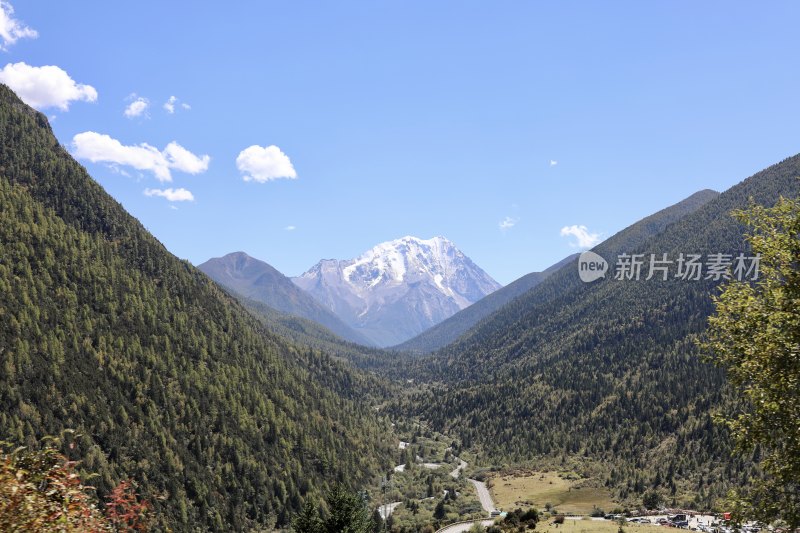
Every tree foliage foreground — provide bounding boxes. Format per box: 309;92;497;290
292;484;377;533
0;437;150;532
704;195;800;527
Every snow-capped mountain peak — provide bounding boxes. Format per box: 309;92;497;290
292;236;501;346
343;235;455;285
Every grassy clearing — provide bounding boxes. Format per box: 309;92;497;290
489;471;618;515
534;517;652;532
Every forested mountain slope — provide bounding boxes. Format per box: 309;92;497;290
391;173;798;507
393;253;578;354
234;293;399;370
0;85;393;531
199;251;373;345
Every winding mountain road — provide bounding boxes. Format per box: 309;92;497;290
449;458;467;479
389;441;498;528
436;519;496;533
468;479;496;514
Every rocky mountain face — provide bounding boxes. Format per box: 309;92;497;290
292;236;501;346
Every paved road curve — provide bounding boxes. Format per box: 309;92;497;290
468;479;496;514
378;502;402;520
436;518;496;533
449;458;467;479
389;443;497;529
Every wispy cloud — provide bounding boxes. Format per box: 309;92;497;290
499;216;517;230
0;2;37;50
236;144;297;183
72;131;209;182
549;159;558;167
0;62;96;110
560;224;601;248
285;225;296;231
163;95;190;114
124;94;149;118
163;96;176;113
144;187;195;202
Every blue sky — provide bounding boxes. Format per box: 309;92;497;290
5;1;800;284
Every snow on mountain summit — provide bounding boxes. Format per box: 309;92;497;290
345;236;459;284
292;236;501;347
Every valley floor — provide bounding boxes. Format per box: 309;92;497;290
489;471;616;515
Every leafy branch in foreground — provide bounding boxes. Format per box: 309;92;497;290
0;436;150;532
703;195;800;528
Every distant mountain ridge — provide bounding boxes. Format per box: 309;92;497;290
395;189;720;354
424;188;725;380
393;253;579;353
292;236;502;346
198;251;372;345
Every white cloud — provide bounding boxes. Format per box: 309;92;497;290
0;62;97;110
499;216;517;230
72;131;209;182
144;188;195;202
163;95;190;114
0;2;37;50
549;160;558;167
73;132;169;181
164;141;210;174
124;95;149;118
285;225;296;231
560;224;602;248
163;95;177;113
236;144;297;183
